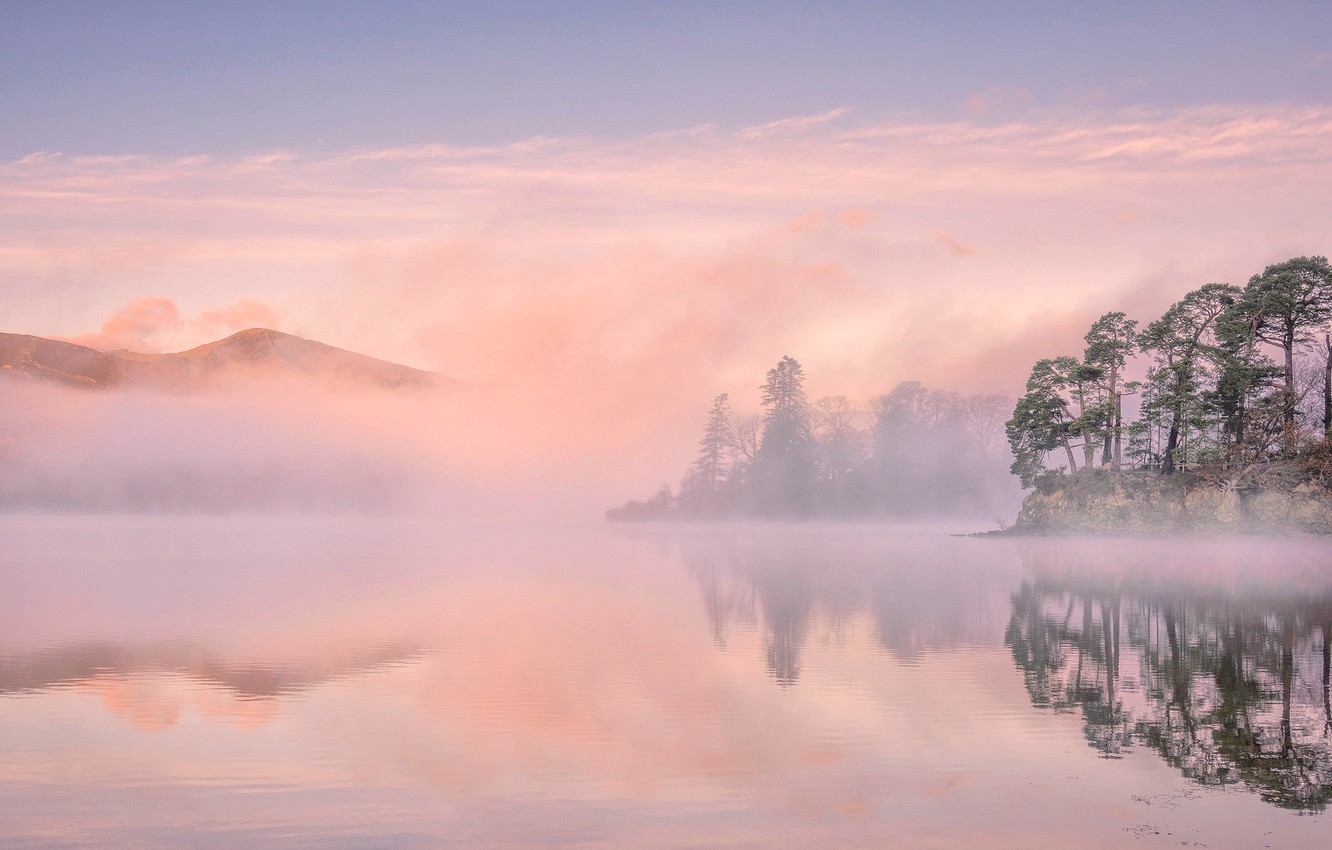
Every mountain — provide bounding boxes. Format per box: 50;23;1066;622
0;328;450;390
0;333;133;388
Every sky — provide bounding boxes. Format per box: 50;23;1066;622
4;1;1332;432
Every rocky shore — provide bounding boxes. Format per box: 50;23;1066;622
1012;454;1332;535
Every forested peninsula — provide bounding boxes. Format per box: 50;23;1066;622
609;256;1332;533
1007;256;1332;534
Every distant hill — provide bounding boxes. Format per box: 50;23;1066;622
0;328;450;390
0;333;132;388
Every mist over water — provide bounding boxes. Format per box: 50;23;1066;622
0;377;671;520
0;366;1028;525
3;518;1331;848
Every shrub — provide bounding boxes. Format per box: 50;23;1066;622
1299;442;1332;491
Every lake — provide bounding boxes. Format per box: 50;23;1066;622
2;516;1330;848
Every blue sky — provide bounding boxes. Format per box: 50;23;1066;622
5;1;1332;156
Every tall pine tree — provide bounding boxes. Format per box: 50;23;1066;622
752;356;815;515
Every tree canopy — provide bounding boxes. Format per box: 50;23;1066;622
1008;256;1332;485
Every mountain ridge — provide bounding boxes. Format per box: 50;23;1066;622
0;328;451;390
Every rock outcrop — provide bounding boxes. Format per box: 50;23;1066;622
1014;463;1332;535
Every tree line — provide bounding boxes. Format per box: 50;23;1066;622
608;355;1015;520
1007;256;1332;488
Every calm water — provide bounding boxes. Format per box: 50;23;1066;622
2;517;1331;848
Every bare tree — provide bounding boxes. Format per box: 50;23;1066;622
813;394;858;439
730;414;761;466
813;395;867;483
962;392;1011;459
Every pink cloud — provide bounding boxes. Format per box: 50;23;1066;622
962;86;1034;118
60;296;287;353
63;296;182;352
737;107;849;139
934;231;977;256
195;298;283;338
837;209;873;229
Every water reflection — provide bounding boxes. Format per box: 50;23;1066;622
1007;548;1332;811
0;642;421;700
681;530;1332;814
4;519;1332;848
0;641;423;733
679;529;1014;684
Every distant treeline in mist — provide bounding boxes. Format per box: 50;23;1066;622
608;356;1016;520
1008;255;1332;489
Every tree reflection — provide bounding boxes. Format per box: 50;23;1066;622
679;532;1006;685
1007;568;1332;811
757;562;812;686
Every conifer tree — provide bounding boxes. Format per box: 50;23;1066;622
693;393;733;493
1138;283;1238;473
1084;312;1138;468
1225;256;1332;449
1006;358;1081;488
752;355;815;514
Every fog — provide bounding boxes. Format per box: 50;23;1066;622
0;377;646;519
0;352;1029;522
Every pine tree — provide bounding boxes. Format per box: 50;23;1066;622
1006;358;1082;488
1225;256;1332;450
689;393;733;505
752;355;815;514
1138;283;1238;473
1084;312;1138;468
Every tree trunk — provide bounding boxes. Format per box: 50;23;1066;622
1162;421;1180;475
1163;365;1185;474
1284;328;1297;449
1102;367;1117;467
1074;385;1095;469
1230;316;1261;456
1062;434;1078;473
1233;397;1246;457
1232;393;1246;454
1113;392;1123;469
1323;334;1331;441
